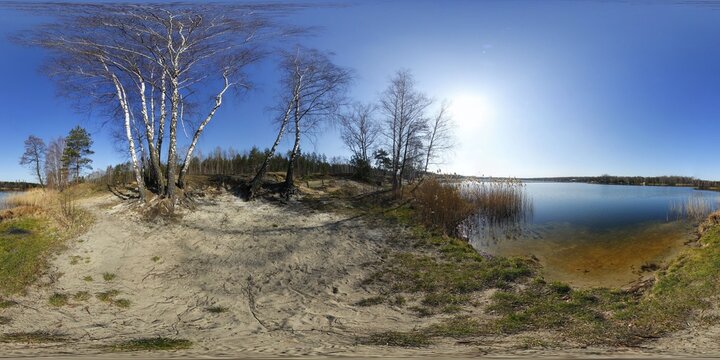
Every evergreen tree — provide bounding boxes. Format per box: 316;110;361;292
62;126;94;182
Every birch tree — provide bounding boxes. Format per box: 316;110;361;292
45;137;67;189
339;102;379;163
19;2;299;205
250;47;351;199
19;135;47;187
379;70;432;191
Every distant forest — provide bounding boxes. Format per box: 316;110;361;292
92;148;356;186
524;175;720;189
0;181;40;191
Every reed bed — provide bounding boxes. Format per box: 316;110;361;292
668;194;719;223
413;178;532;237
460;179;533;226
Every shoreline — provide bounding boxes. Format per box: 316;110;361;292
1;181;720;356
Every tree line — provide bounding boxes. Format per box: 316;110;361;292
525;175;720;188
14;3;456;206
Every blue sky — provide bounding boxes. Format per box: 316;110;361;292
1;0;720;181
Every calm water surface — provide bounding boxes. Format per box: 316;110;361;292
0;191;11;209
469;182;720;287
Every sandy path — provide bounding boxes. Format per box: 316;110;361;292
2;192;720;358
1;193;438;357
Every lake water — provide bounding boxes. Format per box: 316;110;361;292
0;191;10;209
468;182;720;288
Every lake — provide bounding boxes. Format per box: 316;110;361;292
468;182;720;288
0;191;10;209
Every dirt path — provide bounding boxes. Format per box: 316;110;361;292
2;192;719;358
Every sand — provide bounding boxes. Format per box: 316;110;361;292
1;191;720;358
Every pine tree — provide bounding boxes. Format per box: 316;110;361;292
62;126;94;182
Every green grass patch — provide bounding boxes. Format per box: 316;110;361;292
365;251;533;296
0;299;17;308
114;298;131;308
83;275;93;282
107;337;192;351
360;331;432;347
48;293;68;307
0;331;67;343
426;316;487;338
151;256;161;262
0;217;59;295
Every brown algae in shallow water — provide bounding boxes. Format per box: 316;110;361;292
474;221;693;288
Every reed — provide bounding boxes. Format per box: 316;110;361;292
669;194;719;223
413;178;475;236
412;178;532;236
460;179;533;226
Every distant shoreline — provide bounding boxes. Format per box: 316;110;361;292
0;181;40;192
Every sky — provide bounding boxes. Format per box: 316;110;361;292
1;0;720;182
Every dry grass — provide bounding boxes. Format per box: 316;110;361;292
4;189;88;230
412;178;531;236
413;178;476;236
461;179;532;226
670;194;719;223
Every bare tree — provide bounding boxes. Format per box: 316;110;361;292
45;137;67;189
339;102;380;163
19;135;47;187
379;70;432;191
250;47;351;199
19;2;301;205
423;100;455;174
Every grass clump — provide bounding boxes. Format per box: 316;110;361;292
151;256;161;262
0;299;17;308
48;293;68;307
83;275;93;282
355;296;385;307
206;306;229;313
73;291;91;301
96;289;130;308
107;337;192;352
360;331;432;347
102;272;116;281
426;316;486;338
96;289;120;302
114;298;131;308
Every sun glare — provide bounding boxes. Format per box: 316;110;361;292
450;94;494;129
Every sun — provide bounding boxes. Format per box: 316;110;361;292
450;93;494;129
